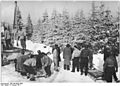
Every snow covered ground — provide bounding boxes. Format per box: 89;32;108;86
1;40;120;83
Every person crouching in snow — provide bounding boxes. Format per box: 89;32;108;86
23;54;36;81
41;52;52;78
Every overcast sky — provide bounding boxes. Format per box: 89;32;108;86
1;1;120;24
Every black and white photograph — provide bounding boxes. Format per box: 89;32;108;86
1;0;120;83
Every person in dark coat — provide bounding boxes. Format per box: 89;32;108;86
36;50;42;70
103;46;119;82
88;45;94;69
104;44;111;61
63;44;72;70
80;43;91;76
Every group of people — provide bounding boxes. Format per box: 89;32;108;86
52;41;119;83
2;26;119;82
15;49;52;81
1;25;26;51
62;43;93;76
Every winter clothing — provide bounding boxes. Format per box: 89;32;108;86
71;48;81;72
15;53;29;73
24;58;36;67
57;47;61;67
4;29;12;49
104;55;118;82
53;48;59;71
23;57;36;81
18;30;26;49
63;46;72;70
80;48;91;75
89;49;94;69
41;55;52;76
4;29;11;40
41;55;52;67
36;54;42;70
104;45;110;61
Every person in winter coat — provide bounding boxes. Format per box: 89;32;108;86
23;54;36;81
104;46;119;83
4;27;12;49
36;50;42;70
104;44;110;61
103;46;119;82
63;44;72;70
15;49;28;74
52;44;59;71
56;45;61;67
71;45;81;72
52;44;61;67
17;27;26;50
41;52;52;77
88;45;94;69
80;43;91;76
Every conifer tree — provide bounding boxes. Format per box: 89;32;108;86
26;14;33;40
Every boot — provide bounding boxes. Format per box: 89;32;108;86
29;74;35;81
67;65;70;70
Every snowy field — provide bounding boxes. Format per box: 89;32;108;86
1;40;120;82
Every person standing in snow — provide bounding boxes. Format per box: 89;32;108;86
36;50;42;70
52;44;59;71
71;45;81;72
41;52;52;78
103;46;119;82
63;44;72;70
52;44;61;67
88;44;94;69
79;42;91;76
4;27;12;49
17;27;26;50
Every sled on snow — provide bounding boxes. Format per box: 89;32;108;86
88;69;104;82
